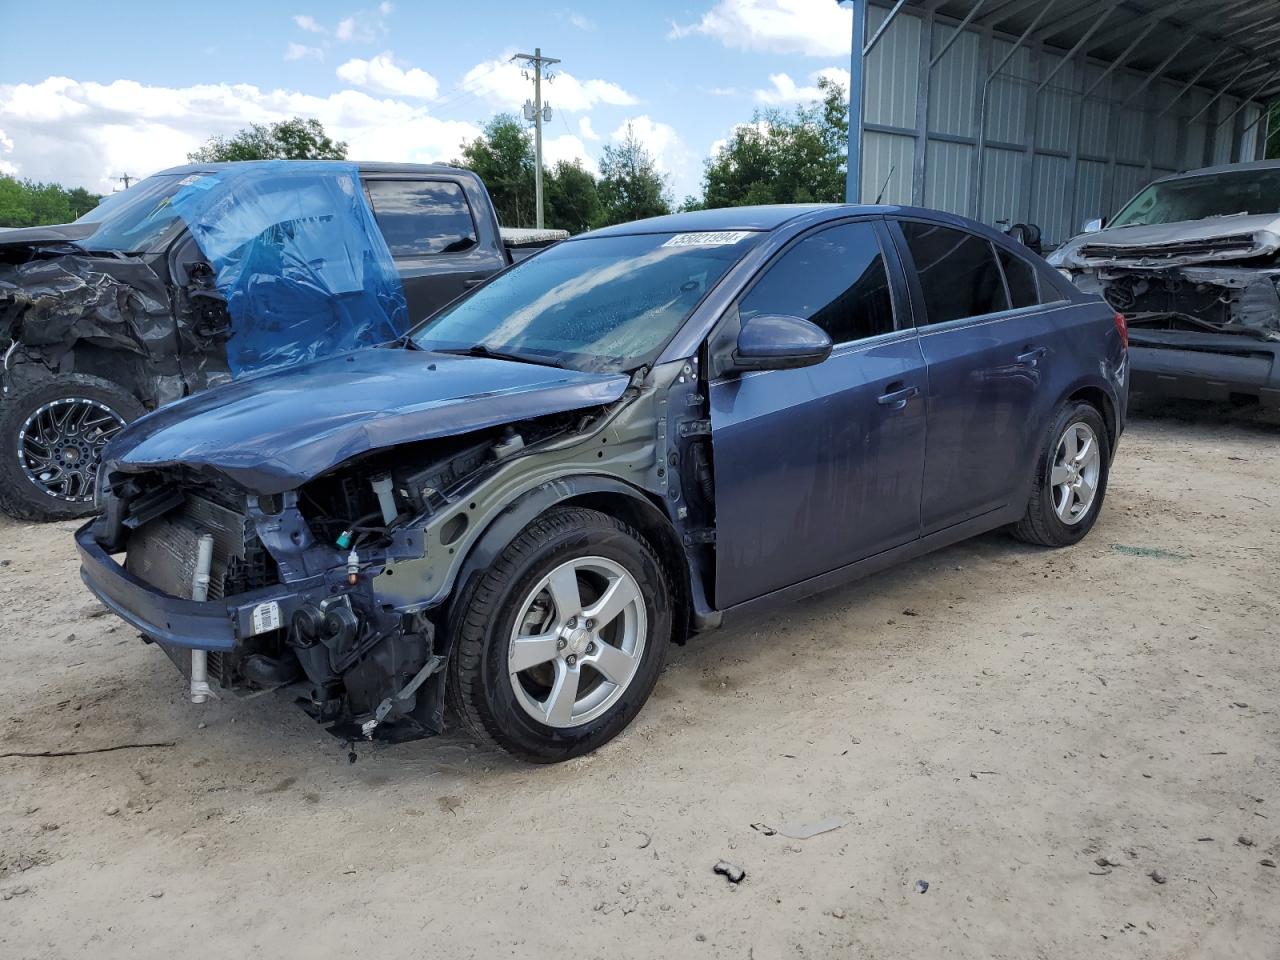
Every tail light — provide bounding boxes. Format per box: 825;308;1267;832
1113;311;1128;349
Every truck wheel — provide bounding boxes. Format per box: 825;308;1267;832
1011;401;1111;547
446;507;672;763
0;375;145;522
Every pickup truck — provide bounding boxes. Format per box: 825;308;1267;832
0;160;565;521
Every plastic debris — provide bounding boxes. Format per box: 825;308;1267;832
713;860;746;884
914;880;929;894
777;817;849;840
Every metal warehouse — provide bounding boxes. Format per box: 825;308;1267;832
846;0;1280;244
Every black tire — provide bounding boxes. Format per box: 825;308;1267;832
0;374;145;522
1011;400;1111;547
445;506;672;763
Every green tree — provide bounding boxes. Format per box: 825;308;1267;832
545;159;602;234
0;175;103;227
701;77;847;208
188;117;347;163
595;124;672;227
454;114;537;227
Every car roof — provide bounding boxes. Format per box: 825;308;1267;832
153;160;473;179
1155;159;1280;182
582;202;1025;246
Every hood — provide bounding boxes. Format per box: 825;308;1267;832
0;222;98;251
105;347;632;493
1053;213;1280;269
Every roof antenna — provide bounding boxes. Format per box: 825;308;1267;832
874;165;896;205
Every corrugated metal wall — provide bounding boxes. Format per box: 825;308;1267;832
858;3;1269;246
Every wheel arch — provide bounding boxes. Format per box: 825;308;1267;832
1063;383;1118;454
445;475;692;651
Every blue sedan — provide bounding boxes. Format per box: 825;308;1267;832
80;203;1127;761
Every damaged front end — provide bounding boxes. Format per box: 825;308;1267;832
1055;226;1280;408
74;346;703;743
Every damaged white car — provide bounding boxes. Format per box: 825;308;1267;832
1050;160;1280;409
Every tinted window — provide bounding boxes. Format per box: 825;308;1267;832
900;222;1008;325
365;179;477;256
739;221;895;343
998;248;1039;308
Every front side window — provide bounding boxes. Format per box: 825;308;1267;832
365;179;477;257
900;222;1008;325
412;231;761;371
738;221;896;343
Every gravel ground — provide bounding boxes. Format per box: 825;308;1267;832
1;404;1277;959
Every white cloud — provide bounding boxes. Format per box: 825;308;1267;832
335;17;357;40
567;13;595;31
333;5;391;43
0;76;479;192
336;53;438;99
379;2;393;13
577;116;599;141
542;133;593;169
669;0;852;57
0;127;16;176
610;115;688;175
285;42;323;62
754;66;848;104
460;57;637;113
293;14;324;33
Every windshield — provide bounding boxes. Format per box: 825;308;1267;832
411;231;761;371
1110;168;1280;228
73;173;196;252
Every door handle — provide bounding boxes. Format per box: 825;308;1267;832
1015;346;1047;366
877;384;920;410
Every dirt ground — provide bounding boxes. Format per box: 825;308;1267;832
1;401;1277;959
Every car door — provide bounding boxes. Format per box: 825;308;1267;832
362;178;502;323
891;219;1060;534
709;218;928;609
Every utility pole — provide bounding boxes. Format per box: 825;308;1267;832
512;48;559;229
116;174;136;191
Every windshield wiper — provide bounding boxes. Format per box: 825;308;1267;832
433;344;564;368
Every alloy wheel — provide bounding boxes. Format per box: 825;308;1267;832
507;556;648;729
17;397;126;503
1050;421;1101;525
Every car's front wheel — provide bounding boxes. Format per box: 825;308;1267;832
1012;400;1111;547
446;506;672;762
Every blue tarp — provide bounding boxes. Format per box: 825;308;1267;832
167;161;408;376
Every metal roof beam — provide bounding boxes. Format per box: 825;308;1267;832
1034;0;1124;43
1081;19;1165;97
1079;0;1193;50
1215;67;1280;128
863;0;912;55
1120;32;1196;105
976;0;1042;27
1037;2;1123;92
1186;56;1260;123
928;0;990;66
1155;45;1233;117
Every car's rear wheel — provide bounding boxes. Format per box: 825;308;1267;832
446;506;671;763
0;375;145;522
1011;400;1111;547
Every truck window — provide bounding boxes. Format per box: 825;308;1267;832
364;179;478;257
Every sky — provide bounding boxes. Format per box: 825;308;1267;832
0;0;854;203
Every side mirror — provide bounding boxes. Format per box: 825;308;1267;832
1082;217;1106;234
732;314;832;372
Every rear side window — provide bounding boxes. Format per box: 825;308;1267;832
365;179;477;257
900;221;1008;325
998;248;1039;308
739;221;896;344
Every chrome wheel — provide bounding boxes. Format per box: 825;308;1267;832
1050;421;1101;525
17;397;126;503
508;556;647;729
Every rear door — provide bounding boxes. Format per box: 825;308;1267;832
892;219;1061;534
709;218;928;608
362;178;504;323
